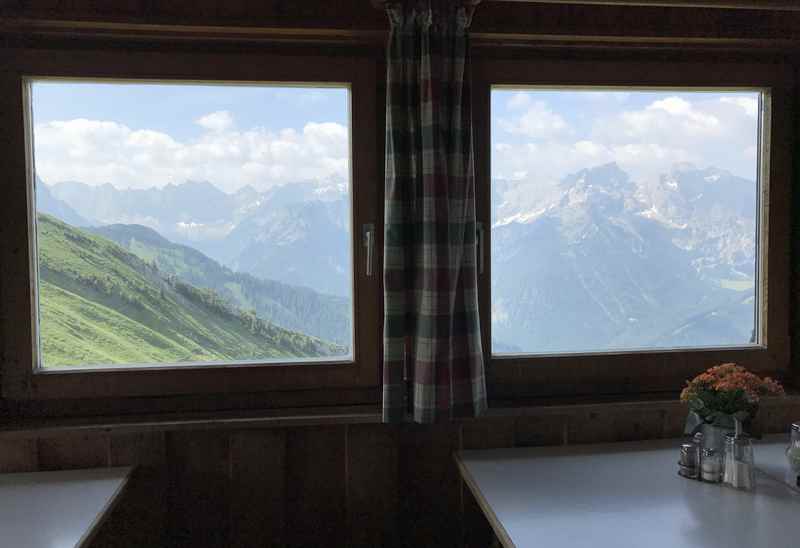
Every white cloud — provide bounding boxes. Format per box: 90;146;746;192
721;96;759;118
195;110;235;132
491;92;760;221
506;92;531;110
499;101;570;139
581;91;631;103
615;96;721;141
33;116;350;192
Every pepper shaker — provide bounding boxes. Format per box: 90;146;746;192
679;443;699;479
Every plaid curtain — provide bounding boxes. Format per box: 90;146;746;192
383;0;487;423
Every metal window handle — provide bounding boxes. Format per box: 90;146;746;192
363;223;375;277
477;222;485;275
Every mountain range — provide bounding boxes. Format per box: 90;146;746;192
491;162;756;353
44;179;351;297
37;213;343;368
36;160;758;358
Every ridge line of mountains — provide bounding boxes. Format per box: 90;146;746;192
36;160;757;363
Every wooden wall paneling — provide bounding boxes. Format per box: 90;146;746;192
399;424;463;548
756;398;800;434
662;401;691;438
90;432;169;548
566;404;667;444
347;423;400;548
513;414;568;448
285;425;348;548
167;430;230;548
37;432;110;470
0;438;38;472
461;417;515;451
228;429;287;548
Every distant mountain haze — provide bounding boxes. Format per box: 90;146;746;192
37;161;757;359
491;162;757;354
43;178;352;297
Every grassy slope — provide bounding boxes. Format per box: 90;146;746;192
90;223;352;347
37;214;344;368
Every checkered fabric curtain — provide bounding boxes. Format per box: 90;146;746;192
382;0;487;423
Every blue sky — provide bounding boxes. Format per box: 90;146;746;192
490;88;761;189
32;80;349;141
30;80;761;199
31;80;351;192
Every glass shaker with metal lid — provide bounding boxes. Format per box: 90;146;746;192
787;423;800;487
724;432;755;490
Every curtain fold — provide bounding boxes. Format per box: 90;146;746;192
383;0;487;424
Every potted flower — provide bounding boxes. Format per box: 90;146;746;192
681;363;785;451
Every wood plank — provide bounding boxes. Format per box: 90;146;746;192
462;417;516;450
0;438;38;472
346;424;399;548
567;405;666;444
513;415;567;447
399;424;462;548
0;403;380;438
37;432;109;470
166;430;230;548
91;432;169;548
285;426;348;548
494;0;800;9
228;429;287;548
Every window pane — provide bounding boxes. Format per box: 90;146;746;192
31;80;353;368
491;89;762;355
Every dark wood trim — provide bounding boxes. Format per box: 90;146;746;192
4;2;800;51
473;56;794;400
0;47;381;400
0;406;383;440
493;0;800;10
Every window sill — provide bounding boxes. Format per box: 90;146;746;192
1;389;796;440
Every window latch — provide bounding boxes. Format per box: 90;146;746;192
363;223;375;277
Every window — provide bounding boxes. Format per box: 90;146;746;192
490;88;764;356
473;59;792;398
31;79;354;369
1;50;379;399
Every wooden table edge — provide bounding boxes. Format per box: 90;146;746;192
454;452;516;548
75;466;134;548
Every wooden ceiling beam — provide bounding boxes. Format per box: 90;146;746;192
492;0;800;11
2;0;800;49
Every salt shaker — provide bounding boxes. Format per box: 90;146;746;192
723;432;755;491
787;422;800;487
693;432;704;468
701;448;722;483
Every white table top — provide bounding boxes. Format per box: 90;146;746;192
0;467;132;548
751;437;800;492
457;439;800;548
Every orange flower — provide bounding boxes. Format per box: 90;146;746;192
681;363;784;415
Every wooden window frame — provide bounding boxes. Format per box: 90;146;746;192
472;57;794;400
0;48;381;400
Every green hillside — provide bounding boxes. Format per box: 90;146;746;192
37;214;345;368
90;223;351;347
